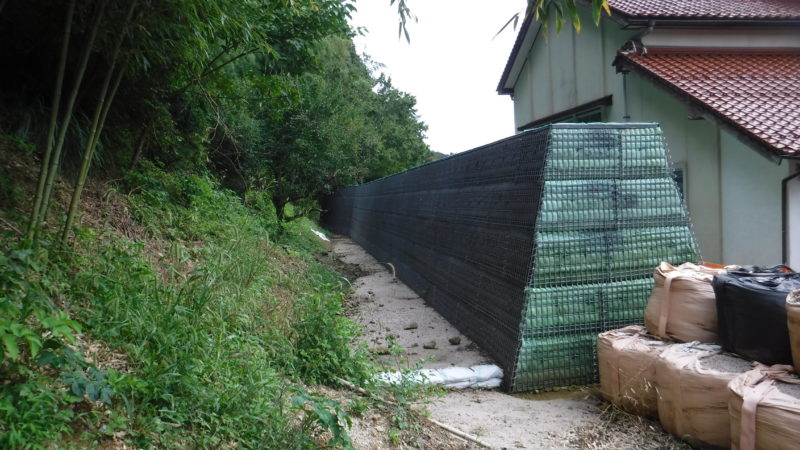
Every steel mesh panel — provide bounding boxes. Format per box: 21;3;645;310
322;123;699;392
323;130;550;375
511;124;699;391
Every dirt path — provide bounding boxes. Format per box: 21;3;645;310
332;236;688;450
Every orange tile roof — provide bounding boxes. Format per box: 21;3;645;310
609;0;800;20
620;50;800;156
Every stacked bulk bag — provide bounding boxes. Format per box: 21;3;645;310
656;343;752;448
644;262;734;343
728;364;800;450
597;326;667;418
787;290;800;370
713;270;800;365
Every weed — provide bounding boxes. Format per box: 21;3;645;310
0;165;433;447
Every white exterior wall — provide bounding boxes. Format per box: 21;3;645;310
720;135;789;265
625;76;723;262
788;162;800;268
508;14;790;265
512;9;636;127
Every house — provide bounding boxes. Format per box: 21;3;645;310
497;0;800;267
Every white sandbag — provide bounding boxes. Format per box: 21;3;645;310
644;261;736;343
597;325;668;418
311;229;330;242
437;367;479;385
656;342;751;448
728;364;800;450
471;364;504;381
376;364;504;389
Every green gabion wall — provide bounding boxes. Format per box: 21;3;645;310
511;124;699;391
323;123;698;392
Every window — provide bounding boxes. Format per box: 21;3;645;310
517;96;612;131
559;107;604;124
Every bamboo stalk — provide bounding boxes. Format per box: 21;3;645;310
62;1;136;243
26;0;75;243
34;0;106;242
129;125;147;170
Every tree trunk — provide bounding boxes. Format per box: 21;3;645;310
62;1;136;243
35;0;106;242
26;0;75;244
129;125;148;170
61;63;127;243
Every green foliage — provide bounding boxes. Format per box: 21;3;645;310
292;389;354;449
290;287;370;385
247;37;430;216
27;169;365;446
0;250;88;448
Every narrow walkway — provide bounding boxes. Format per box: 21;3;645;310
332;237;610;449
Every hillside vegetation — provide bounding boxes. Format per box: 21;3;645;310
0;0;434;447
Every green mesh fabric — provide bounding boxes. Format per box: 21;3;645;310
322;123;699;392
511;124;699;391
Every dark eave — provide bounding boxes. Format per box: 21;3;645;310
496;12;537;95
614;54;797;162
516;96;613;131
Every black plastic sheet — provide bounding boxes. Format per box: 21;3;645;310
713;270;800;365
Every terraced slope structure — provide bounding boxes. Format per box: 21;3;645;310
323;123;699;391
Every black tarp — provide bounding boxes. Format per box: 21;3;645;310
713;270;800;365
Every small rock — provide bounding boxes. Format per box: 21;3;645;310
386;333;399;340
404;322;418;330
449;336;461;345
369;346;391;355
422;341;437;350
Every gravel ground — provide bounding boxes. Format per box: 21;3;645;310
330;236;689;449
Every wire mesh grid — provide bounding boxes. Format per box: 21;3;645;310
510;124;699;391
322;123;699;392
324;128;552;375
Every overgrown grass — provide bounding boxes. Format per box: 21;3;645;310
0;164;389;448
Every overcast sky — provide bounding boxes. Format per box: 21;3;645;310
350;0;525;155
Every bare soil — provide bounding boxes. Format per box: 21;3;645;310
330;236;689;450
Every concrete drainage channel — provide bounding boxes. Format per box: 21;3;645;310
332;237;684;449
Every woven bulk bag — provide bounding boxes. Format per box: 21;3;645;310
728;365;800;450
787;290;800;371
656;343;752;447
713;271;800;365
644;262;734;343
597;326;668;418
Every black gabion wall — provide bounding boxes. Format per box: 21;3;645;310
322;123;698;391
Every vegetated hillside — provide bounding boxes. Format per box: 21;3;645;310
1;141;445;448
0;0;435;447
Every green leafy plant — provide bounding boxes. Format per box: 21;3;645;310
292;389;354;449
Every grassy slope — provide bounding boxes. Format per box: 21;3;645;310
0;149;377;448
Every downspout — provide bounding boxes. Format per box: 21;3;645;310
782;164;800;264
622;72;630;121
621;21;655;122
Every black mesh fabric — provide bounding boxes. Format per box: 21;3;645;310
322;123;699;391
323;129;549;379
